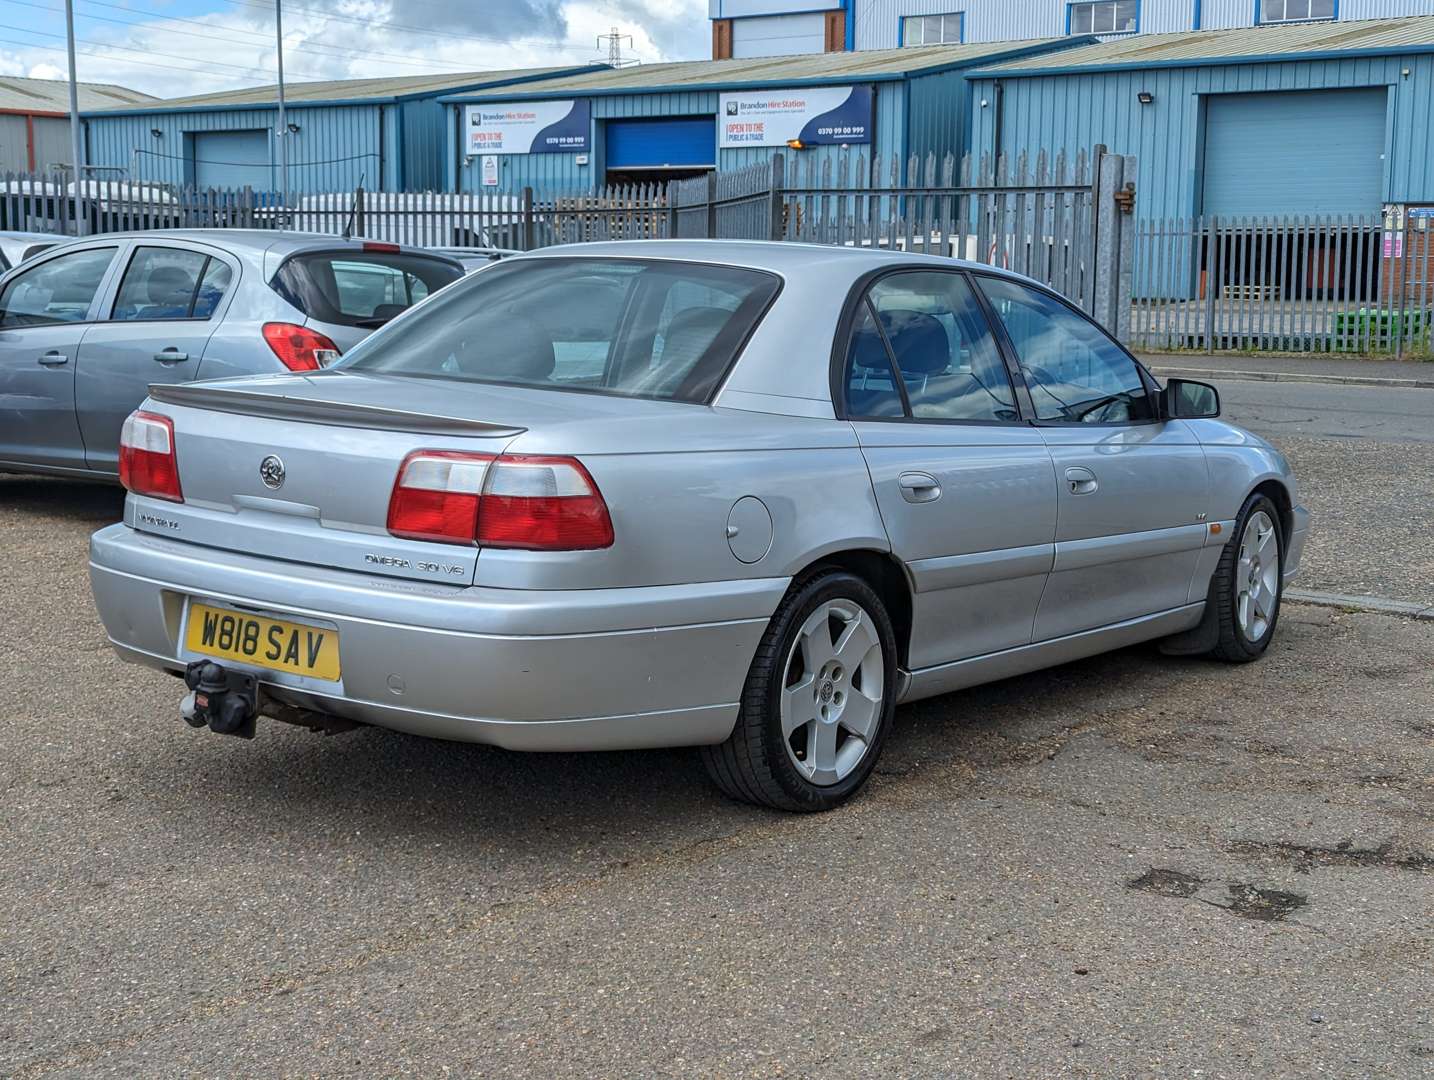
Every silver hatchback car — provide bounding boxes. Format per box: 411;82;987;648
89;241;1309;811
0;230;461;478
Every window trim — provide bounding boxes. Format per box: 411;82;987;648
0;243;120;330
899;11;965;47
1066;0;1141;36
106;244;237;324
1256;0;1337;26
830;266;1028;427
970;270;1162;428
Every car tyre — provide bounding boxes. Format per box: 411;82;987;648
701;569;898;812
1206;493;1284;663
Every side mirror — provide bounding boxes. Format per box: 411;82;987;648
1162;378;1220;419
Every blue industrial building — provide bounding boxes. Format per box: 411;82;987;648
439;38;1092;195
965;15;1434;221
709;1;1434;59
81;66;601;194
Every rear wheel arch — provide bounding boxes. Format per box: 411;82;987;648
789;549;914;672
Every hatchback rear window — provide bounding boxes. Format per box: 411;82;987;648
271;251;462;328
338;257;780;404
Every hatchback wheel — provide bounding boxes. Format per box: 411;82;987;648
1207;493;1284;662
701;569;897;812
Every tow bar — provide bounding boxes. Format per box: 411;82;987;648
178;661;360;738
181;660;258;739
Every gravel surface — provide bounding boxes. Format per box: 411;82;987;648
2;474;1431;1078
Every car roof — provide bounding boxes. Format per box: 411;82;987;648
517;238;1030;281
41;228;459;260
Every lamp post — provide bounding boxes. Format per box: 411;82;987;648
64;0;85;233
275;0;289;212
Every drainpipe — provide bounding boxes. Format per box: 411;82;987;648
992;79;1005;162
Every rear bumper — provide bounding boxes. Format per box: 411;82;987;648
88;524;786;750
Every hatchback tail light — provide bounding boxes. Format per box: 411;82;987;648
386;451;613;550
262;322;340;371
119;410;182;502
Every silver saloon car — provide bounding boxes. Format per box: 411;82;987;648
89;241;1310;812
0;230;462;479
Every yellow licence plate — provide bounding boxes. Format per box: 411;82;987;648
185;603;341;681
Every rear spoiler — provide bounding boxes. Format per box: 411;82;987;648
146;383;525;438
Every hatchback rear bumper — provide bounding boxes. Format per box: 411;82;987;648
88;524;786;750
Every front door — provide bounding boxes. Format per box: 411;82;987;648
75;244;234;472
976;274;1210;641
0;244;119;472
840;269;1058;670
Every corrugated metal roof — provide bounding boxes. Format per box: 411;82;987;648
92;66;596;112
450;37;1082;98
977;15;1434;75
0;75;154;112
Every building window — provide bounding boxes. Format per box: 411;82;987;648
1261;0;1336;22
1068;1;1138;34
902;12;964;46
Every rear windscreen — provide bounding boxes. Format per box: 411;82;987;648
338;257;780;404
271;251;463;328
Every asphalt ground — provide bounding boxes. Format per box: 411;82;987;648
3;380;1432;1077
1209;380;1434;608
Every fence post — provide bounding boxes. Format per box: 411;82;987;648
704;171;718;239
1090;146;1126;337
521;186;535;251
665;179;678;239
768;152;785;242
351;185;367;237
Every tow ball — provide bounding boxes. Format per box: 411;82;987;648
180;661;258;739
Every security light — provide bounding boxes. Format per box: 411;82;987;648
286;122;301;134
1137;91;1154;105
150;128;162;138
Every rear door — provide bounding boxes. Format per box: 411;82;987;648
841;269;1057;669
269;249;463;353
0;243;120;471
976;274;1210;641
75;242;238;473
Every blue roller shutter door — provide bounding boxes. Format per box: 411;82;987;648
1201;89;1387;216
605;117;716;170
192;130;273;191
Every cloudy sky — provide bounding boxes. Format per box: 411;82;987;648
0;0;710;98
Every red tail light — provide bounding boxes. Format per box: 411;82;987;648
263;322;340;372
119;410;182;502
477;455;614;550
362;241;400;253
386;451;613;550
387;450;493;544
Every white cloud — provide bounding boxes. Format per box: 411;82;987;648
0;0;709;99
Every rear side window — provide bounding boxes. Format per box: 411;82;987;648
111;246;234;321
340;257;780;404
272;252;462;328
0;246;115;327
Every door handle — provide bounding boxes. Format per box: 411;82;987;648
153;349;189;362
898;471;942;503
36;351;68;366
1065;466;1098;495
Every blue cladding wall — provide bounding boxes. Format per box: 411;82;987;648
86;104;396;193
968;52;1434;221
449;82;913;195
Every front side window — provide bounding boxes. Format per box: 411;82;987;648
111;247;232;321
1261;0;1336;23
1069;0;1138;34
0;247;115;328
902;12;963;46
843;271;1017;423
979;276;1153;424
340;257;780;405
